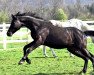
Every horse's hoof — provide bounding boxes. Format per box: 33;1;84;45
44;55;48;57
26;59;31;64
18;61;24;65
18;58;25;65
70;54;74;57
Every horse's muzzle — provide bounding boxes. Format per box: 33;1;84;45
7;32;12;36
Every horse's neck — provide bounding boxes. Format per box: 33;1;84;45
21;16;41;30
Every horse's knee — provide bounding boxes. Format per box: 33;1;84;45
27;49;31;54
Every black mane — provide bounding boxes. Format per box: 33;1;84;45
15;12;45;20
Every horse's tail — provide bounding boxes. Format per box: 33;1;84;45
84;31;94;36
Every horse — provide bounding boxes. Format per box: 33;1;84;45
7;14;94;74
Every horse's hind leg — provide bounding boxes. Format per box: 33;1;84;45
89;52;94;71
67;47;89;73
81;48;94;71
50;48;57;57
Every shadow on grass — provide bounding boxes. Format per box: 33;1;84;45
89;71;94;75
33;72;79;75
31;56;56;58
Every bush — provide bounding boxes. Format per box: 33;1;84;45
55;9;68;20
0;11;9;23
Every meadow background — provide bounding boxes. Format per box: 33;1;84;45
0;0;94;75
0;38;94;75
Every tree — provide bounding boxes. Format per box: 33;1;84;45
0;11;9;23
49;0;64;19
55;9;67;20
87;3;94;15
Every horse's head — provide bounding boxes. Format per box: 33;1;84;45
7;14;23;36
7;12;45;37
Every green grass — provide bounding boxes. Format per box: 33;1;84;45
0;43;94;75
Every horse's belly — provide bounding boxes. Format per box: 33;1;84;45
44;38;73;49
44;43;67;49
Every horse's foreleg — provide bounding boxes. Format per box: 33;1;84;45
18;41;35;65
43;46;48;57
19;36;43;65
18;41;40;65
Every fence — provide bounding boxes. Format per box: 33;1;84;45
83;21;94;25
0;23;32;49
0;21;94;49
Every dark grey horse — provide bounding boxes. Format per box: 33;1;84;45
7;14;94;74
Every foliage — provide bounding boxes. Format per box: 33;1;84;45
55;9;68;20
87;3;94;15
67;5;80;19
0;11;9;23
0;0;94;21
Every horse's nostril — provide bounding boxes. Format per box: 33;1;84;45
7;32;12;36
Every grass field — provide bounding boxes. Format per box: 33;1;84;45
0;42;94;75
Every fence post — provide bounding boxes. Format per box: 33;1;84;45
3;23;7;50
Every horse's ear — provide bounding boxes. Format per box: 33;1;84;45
11;14;16;19
17;12;20;15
